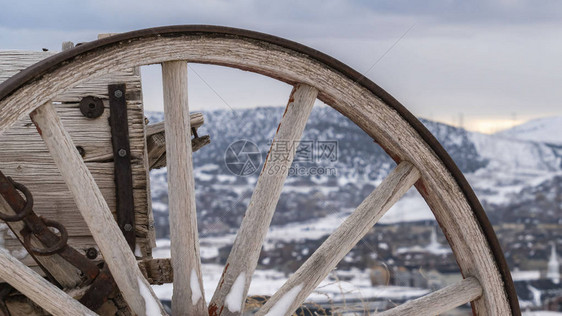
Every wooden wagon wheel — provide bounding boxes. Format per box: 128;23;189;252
0;26;519;316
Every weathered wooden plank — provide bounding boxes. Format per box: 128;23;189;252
0;51;142;103
147;132;166;169
4;296;47;316
30;102;166;316
210;84;317;315
139;258;174;285
0;247;97;316
0;51;56;84
149;135;210;170
0;51;154;263
378;277;483;316
62;41;75;51
146;112;208;170
162;61;208;315
145;112;204;136
0;161;150;236
0;103;146;164
256;161;420;316
2;255;175;288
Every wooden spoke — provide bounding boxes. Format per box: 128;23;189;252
162;61;208;315
30;102;167;316
0;247;97;316
378;277;483;316
256;161;420;316
210;84;318;315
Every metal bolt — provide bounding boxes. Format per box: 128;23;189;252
79;96;104;119
114;90;123;98
124;224;133;232
118;149;127;157
85;247;98;260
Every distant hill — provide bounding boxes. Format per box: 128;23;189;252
496;116;562;145
147;107;562;237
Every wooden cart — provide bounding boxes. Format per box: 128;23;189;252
0;26;519;316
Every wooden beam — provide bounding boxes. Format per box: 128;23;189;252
138;258;174;285
29;102;166;316
209;84;317;315
146;113;206;170
147;120;210;170
150;135;210;170
377;277;483;316
0;248;96;316
162;61;208;315
145;112;204;137
256;161;420;316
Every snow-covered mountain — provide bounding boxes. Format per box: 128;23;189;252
496;116;562;145
147;107;562;238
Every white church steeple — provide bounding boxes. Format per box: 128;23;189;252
547;243;560;284
429;226;439;248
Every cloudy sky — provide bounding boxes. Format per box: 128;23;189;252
2;0;561;133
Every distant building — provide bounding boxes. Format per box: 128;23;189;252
369;264;390;286
395;226;451;256
547;244;560;284
424;269;462;291
390;267;428;288
512;243;562;311
511;268;541;282
514;279;562;311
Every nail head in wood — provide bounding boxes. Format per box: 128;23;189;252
85;248;98;260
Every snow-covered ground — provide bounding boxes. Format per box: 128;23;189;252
152;243;429;305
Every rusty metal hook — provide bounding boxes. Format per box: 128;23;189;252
0;177;33;222
23;217;68;256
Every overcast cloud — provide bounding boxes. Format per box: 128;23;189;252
2;0;561;132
